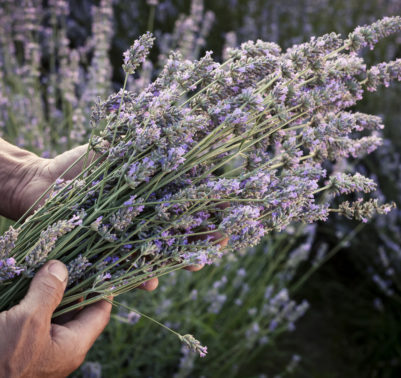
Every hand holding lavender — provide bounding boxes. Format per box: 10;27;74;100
0;260;112;378
1;17;400;356
0;137;212;290
0;139;93;221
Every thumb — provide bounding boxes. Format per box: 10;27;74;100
20;260;68;323
51;144;95;180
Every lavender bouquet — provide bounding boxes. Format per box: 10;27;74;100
1;16;400;355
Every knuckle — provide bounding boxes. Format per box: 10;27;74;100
103;308;111;324
21;308;45;331
70;349;87;371
39;280;63;303
60;335;87;371
71;356;85;372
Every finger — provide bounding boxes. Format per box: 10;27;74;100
138;278;159;291
52;144;93;179
219;236;229;248
216;202;230;210
209;232;229;248
53;297;84;325
195;231;229;248
186;231;228;271
20;260;68;323
184;264;205;272
61;298;112;352
184;235;228;272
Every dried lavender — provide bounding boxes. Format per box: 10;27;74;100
0;226;19;258
0;258;24;283
347;17;401;51
123;32;155;75
1;17;400;356
337;199;396;223
365;59;401;92
67;255;92;286
24;214;84;274
179;334;208;358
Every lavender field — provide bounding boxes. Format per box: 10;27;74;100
1;1;401;377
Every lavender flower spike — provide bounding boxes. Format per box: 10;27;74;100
25;214;84;273
179;334;208;358
0;226;19;259
0;258;24;283
338;199;396;223
67;255;92;285
123;32;155;75
346;16;401;51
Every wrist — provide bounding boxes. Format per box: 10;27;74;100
0;139;45;220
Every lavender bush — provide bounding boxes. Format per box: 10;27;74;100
0;0;113;155
1;7;400;355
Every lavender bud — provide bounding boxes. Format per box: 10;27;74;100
0;257;24;283
25;214;84;272
347;16;401;51
365;59;401;92
328;172;377;195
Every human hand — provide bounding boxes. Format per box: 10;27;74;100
9;145;93;221
0;260;111;378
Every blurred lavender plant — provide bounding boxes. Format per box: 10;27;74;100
224;0;401;52
157;0;215;63
0;0;113;155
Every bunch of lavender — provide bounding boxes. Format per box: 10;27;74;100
1;17;400;355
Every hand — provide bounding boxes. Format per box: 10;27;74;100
9;145;93;221
0;260;111;378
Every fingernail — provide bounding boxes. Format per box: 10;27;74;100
48;261;68;282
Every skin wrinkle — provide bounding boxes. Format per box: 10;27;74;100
5;313;36;377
